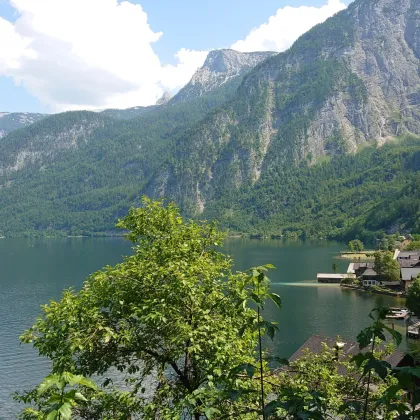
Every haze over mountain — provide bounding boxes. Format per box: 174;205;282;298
0;0;419;240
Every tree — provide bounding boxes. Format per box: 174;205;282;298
348;240;364;252
19;198;280;419
404;241;420;251
374;251;400;282
406;276;420;317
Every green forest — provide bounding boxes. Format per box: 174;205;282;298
1;132;419;240
206;134;420;241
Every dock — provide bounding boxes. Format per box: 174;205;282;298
407;324;420;339
317;273;356;283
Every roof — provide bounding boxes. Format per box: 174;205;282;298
362;268;378;277
398;251;420;259
316;273;350;279
353;262;374;270
401;268;420;281
289;335;407;368
289;335;359;364
399;259;420;268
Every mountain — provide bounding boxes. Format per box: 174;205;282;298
0;112;48;138
99;106;157;120
156;91;173;105
0;0;419;239
172;49;277;103
0;47;274;236
148;0;420;218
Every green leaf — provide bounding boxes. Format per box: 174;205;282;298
74;392;87;402
351;352;372;368
383;325;402;345
37;374;60;396
268;292;282;309
266;323;276;340
264;400;282;416
338;401;362;414
231;363;257;378
363;358;390;380
204;407;220;418
356;327;375;349
46;410;58;420
76;377;97;390
58;402;73;420
264;321;278;340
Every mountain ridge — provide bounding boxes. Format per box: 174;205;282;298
0;112;48;138
172;49;277;103
148;0;420;216
0;0;419;240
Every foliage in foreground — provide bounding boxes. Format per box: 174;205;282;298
17;198;280;419
16;199;420;419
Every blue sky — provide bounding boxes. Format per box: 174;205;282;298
0;0;352;113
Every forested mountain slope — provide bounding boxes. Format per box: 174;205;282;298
0;0;419;239
0;112;48;138
0;49;273;236
203;134;420;240
149;0;420;216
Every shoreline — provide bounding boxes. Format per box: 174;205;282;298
340;283;405;298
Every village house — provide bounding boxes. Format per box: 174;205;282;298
396;250;420;291
322;249;420;290
347;262;401;288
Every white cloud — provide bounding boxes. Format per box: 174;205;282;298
0;16;36;73
0;0;207;111
232;0;347;53
0;0;347;111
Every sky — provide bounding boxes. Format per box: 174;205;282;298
0;0;352;113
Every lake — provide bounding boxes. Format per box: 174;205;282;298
0;237;416;418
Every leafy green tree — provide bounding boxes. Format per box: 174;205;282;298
19;198;280;419
404;241;420;251
374;251;400;282
348;239;364;252
406;276;420;317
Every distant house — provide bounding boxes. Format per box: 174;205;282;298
395;251;420;290
401;267;420;291
397;251;420;264
347;263;381;286
347;262;374;278
347;262;401;288
362;268;380;286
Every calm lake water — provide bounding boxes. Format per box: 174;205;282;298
0;237;417;418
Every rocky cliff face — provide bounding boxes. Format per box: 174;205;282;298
156;91;173;105
149;0;420;215
171;49;277;103
0;112;109;175
0;112;47;138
